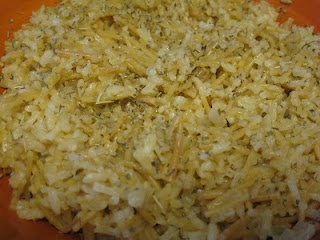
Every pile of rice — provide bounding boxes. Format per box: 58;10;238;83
0;0;320;239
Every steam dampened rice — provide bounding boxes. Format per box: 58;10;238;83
0;0;320;239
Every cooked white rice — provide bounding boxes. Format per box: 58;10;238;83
0;0;320;239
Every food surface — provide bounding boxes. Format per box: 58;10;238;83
280;0;293;5
0;0;320;239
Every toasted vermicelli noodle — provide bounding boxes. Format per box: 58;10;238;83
0;0;320;239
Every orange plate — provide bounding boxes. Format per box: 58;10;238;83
0;1;319;240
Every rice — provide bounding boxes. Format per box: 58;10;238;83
0;0;320;239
